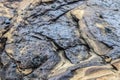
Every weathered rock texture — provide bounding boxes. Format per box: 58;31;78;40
0;0;120;80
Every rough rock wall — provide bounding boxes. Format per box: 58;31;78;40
0;0;120;80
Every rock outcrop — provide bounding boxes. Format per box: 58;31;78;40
0;0;120;80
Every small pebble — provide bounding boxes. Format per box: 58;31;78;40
51;5;56;9
105;27;112;33
5;19;11;24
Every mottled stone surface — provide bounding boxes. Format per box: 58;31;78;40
0;0;120;80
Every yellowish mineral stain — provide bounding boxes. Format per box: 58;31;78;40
71;65;115;80
4;28;14;43
17;68;33;75
6;49;14;55
71;9;84;20
96;23;105;29
49;51;74;77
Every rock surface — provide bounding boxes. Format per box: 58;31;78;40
0;0;120;80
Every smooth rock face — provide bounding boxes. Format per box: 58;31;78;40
0;0;120;80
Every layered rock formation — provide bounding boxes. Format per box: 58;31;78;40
0;0;120;80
